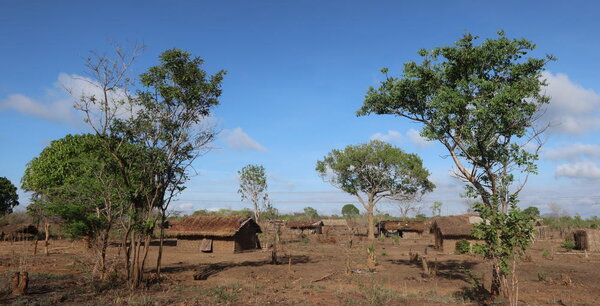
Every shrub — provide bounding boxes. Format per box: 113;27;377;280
542;248;551;258
562;240;576;250
455;239;471;254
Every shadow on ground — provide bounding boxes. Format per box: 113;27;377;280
158;254;315;280
388;258;479;281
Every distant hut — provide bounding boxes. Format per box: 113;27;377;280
322;219;351;236
397;221;426;239
430;215;483;253
573;229;600;252
0;224;38;241
376;221;402;237
168;215;262;253
286;220;323;235
376;221;426;238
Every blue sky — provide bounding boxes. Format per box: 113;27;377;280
1;1;600;217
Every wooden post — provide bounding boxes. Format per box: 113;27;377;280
44;223;50;256
421;256;429;275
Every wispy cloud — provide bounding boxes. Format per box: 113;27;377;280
222;127;267;152
406;128;432;147
544;143;600;161
370;130;402;144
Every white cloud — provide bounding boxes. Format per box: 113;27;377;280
406;128;432;147
0;93;75;123
178;202;194;211
540;71;600;135
370;130;402;144
0;73;134;126
555;161;600;180
544;143;600;162
223;127;267;152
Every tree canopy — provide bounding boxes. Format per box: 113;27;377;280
21;134;137;239
341;204;360;219
316;140;434;238
0;177;19;216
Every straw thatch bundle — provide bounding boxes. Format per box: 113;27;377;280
573;229;600;252
167;215;261;238
430;214;482;238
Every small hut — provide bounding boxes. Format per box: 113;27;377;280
0;224;38;240
376;221;402;237
397;221;426;239
573;229;600;252
168;215;262;253
430;215;482;253
286;220;323;235
322;219;351;236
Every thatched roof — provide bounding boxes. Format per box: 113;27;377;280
322;219;348;227
377;221;425;232
0;224;38;235
167;215;261;238
431;214;482;238
286;220;324;229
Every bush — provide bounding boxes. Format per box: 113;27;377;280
562;240;576;250
455;239;471;254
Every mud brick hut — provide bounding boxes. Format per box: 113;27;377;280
0;224;38;241
168;215;262;253
286;220;323;235
573;229;600;252
430;214;483;253
321;219;351;236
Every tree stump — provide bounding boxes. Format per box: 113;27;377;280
11;272;28;296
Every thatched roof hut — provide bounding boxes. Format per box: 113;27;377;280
376;220;426;237
573;229;600;252
286;220;323;234
430;214;483;253
168;215;262;253
0;224;38;240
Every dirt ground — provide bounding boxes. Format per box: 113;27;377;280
1;235;599;305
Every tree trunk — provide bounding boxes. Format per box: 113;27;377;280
156;213;166;278
367;207;375;240
491;263;508;297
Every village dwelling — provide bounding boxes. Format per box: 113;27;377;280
430;214;483;254
376;221;426;238
168;215;262;254
573;229;600;252
0;224;38;241
321;219;352;236
286;220;323;235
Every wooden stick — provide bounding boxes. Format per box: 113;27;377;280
312;272;335;283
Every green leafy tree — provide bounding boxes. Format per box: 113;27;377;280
358;31;552;298
341;204;360;219
316;140;434;239
0;177;19;216
22;134;138;277
303;206;319;220
523;206;540;219
238;164;270;222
